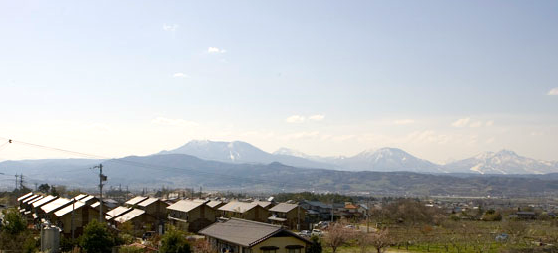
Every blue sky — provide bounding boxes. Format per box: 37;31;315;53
0;0;557;163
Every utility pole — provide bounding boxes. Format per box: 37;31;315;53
71;196;75;239
366;200;370;233
199;186;202;199
19;174;24;190
92;164;106;222
15;174;18;190
35;183;38;192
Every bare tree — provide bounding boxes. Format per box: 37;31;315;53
324;222;353;253
357;229;393;253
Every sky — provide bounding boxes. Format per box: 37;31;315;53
0;0;557;164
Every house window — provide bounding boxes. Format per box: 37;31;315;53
286;245;304;253
261;246;279;253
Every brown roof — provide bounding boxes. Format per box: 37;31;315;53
345;203;357;209
200;218;309;247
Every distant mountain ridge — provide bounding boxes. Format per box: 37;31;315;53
443;149;558;174
159;140;339;170
3;153;558;197
159;140;558;174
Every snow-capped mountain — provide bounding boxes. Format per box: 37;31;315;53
444;149;558;174
159;140;273;164
159;140;339;169
160;140;557;174
273;147;322;161
331;147;445;173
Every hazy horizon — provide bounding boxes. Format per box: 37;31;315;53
1;1;557;163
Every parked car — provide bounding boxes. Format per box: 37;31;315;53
311;229;323;236
299;230;311;237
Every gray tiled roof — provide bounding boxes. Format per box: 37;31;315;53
269;203;298;213
17;192;33;202
115;209;145;223
41;198;72;214
199;218;283;247
28;196;45;205
22;195;42;204
207;200;223;208
54;201;86;217
137;198;160;207
32;195;57;208
253;200;273;208
125;196;148;206
167;200;207;213
218;201;258;214
106;206;132;220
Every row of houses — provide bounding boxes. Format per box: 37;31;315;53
17;192;315;237
18;192;312;253
17;192;105;237
18;191;372;242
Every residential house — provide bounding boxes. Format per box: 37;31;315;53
268;203;307;230
52;199;100;237
253;200;274;210
135;197;169;220
167;199;216;232
40;198;75;224
106;206;133;221
219;201;270;222
200;218;310;253
114;209;156;231
207;200;225;210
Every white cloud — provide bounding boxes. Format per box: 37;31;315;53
393;119;415;125
173;73;189;78
547;87;558;95
152;117;199;128
486;137;495;144
469;121;483;128
308;114;325;121
163;24;178;32
452;117;470;127
208;47;227;54
285;115;305;123
485;120;494;127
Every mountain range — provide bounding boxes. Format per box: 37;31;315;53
160;140;558;174
2;153;558;197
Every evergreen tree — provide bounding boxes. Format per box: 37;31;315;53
160;229;191;253
79;219;114;253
